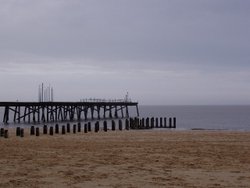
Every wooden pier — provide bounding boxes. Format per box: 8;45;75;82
0;101;139;124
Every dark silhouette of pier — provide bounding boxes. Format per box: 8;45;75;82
0;101;139;124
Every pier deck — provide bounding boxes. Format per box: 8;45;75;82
0;101;139;124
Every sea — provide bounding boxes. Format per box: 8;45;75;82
0;105;250;131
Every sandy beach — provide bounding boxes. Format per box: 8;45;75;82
0;129;250;188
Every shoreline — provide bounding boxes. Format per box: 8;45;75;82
2;126;250;136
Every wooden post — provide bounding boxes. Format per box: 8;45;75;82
125;119;129;130
20;128;24;137
88;122;91;132
142;118;145;128
62;125;66;134
30;126;35;135
95;122;99;132
146;117;149;129
0;128;4;137
97;121;100;132
55;124;59;134
16;127;21;136
77;122;81;132
119;119;122;131
73;124;76;134
138;118;141;129
43;125;48;134
84;123;88;133
169;118;172;128
164;117;167;128
112;120;116;131
36;127;40;136
49;126;53;136
156;118;158;128
160;117;163;128
103;121;107;132
4;130;8;138
130;118;134;129
134;117;139;129
173;117;176;128
151;117;154;128
67;123;70;133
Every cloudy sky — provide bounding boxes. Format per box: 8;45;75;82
0;0;249;105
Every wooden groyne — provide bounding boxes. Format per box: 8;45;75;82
0;101;139;124
4;116;176;138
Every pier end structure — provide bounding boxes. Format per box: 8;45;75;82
0;101;139;124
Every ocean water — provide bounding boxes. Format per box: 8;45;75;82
1;105;250;131
138;105;250;131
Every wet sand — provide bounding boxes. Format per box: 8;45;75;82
1;129;250;187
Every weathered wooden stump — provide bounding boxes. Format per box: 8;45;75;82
119;119;122;131
30;126;35;135
146;117;149;129
134;118;138;129
77;122;81;132
151;117;154;128
129;118;133;129
134;117;139;129
4;130;8;138
169;118;172;128
95;122;99;132
62;125;66;134
67;123;70;133
142;118;145;128
112;120;116;131
88;122;91;132
164;117;167;128
103;121;107;132
155;118;159;128
125;119;129;130
16;127;21;136
84;123;88;133
137;117;140;129
49;126;53;136
20;128;24;137
55;124;59;134
43;125;48;134
36;127;40;136
0;128;4;137
173;117;176;128
73;124;76;134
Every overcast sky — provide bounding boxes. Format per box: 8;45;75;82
0;0;249;105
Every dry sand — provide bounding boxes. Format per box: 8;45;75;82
0;129;250;188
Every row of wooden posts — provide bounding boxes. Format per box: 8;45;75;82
1;117;176;138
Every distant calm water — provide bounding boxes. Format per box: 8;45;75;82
1;105;250;131
138;105;250;131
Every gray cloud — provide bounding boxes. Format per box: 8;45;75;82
0;0;250;104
